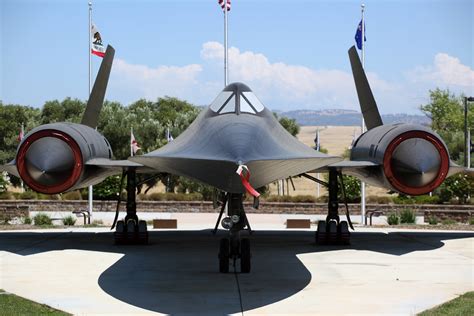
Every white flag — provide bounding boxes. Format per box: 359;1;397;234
167;128;174;143
91;22;106;58
131;131;141;155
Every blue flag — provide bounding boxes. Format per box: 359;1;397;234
355;20;366;50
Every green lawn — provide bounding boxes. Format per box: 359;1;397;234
0;290;70;315
418;292;474;316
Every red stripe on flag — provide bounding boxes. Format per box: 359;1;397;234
91;49;105;58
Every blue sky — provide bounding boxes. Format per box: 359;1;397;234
1;0;473;114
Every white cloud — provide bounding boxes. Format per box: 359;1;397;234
107;41;472;114
201;41;361;109
109;59;204;103
408;53;474;89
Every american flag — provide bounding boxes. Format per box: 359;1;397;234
218;0;231;11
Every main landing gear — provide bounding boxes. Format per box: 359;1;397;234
214;193;252;273
113;167;148;245
315;168;351;245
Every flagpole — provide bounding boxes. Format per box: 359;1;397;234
88;1;93;222
316;129;320;198
130;127;133;157
20;123;25;193
224;0;228;86
360;3;366;225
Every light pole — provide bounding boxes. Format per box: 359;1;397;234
464;97;474;168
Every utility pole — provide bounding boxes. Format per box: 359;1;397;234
88;1;93;221
224;0;228;86
360;3;366;225
465;97;474;168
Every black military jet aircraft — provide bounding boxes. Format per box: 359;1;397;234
2;45;472;273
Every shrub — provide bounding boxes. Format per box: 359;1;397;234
33;213;52;226
393;194;440;205
367;196;393;204
0;192;15;200
387;213;400;225
427;216;439;225
441;219;457;225
400;209;416;224
469;217;474;225
37;193;61;200
89;219;104;227
265;195;317;203
93;175;123;200
19;191;37;200
142;192;204;201
62;215;76;226
23;216;32;225
413;195;440;204
62;191;82;200
0;173;9;193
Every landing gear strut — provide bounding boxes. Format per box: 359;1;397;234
315;168;350;245
217;193;252;273
114;167;148;245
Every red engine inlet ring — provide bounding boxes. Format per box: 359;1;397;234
16;129;83;194
383;130;449;196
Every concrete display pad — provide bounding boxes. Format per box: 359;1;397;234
0;216;472;315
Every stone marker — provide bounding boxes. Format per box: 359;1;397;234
286;219;311;229
153;219;178;229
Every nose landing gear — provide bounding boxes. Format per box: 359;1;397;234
216;193;252;273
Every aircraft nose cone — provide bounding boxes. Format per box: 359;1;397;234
24;137;76;186
390;138;441;188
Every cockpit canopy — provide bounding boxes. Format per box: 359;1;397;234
209;82;265;115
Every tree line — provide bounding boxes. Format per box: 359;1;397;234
0;88;472;203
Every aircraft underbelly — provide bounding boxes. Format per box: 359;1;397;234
133;155;340;193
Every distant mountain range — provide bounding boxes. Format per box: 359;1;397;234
278;109;431;126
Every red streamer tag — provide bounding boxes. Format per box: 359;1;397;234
236;165;260;198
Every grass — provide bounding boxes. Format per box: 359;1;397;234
0;289;71;315
418;291;474;316
400;209;416;224
387;213;400;225
33;213;52;226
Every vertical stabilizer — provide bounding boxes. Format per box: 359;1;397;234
81;45;115;128
348;46;383;130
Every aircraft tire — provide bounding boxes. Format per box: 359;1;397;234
240;238;251;273
219;238;230;273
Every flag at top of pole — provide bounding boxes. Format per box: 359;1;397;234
91;23;106;57
355;20;366;50
218;0;231;11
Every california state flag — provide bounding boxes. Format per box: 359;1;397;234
131;131;141;155
91;23;106;58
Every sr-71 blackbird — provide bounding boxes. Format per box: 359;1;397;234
1;45;472;273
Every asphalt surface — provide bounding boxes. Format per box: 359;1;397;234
0;214;473;315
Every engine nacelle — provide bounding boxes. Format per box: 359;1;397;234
16;123;114;194
350;123;450;195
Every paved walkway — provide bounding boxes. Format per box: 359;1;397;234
0;215;473;315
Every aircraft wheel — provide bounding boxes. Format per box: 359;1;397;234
316;220;326;244
114;220;125;245
328;220;338;244
338;221;350;245
126;219;137;242
240;238;251;273
138;220;148;245
219;238;230;273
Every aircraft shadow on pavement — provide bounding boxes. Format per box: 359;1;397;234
1;229;472;315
